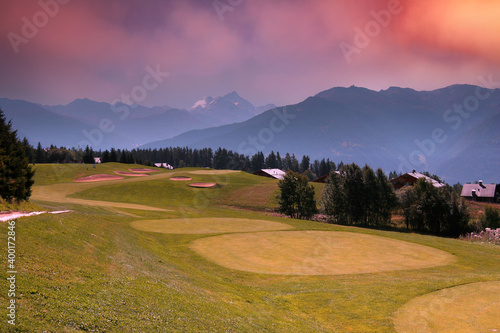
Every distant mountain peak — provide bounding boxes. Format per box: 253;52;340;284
189;96;215;112
223;91;240;99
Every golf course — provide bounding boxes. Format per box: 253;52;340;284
1;163;499;332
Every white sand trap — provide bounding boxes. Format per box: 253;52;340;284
73;174;124;182
393;281;500;333
190;231;456;275
188;170;240;175
130;218;293;234
189;183;217;188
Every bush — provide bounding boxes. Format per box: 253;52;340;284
480;206;500;229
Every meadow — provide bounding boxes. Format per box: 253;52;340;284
0;163;499;332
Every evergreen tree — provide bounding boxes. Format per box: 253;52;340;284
21;137;35;163
300;155;310;173
265;151;279;169
375;168;398;225
290;154;299;172
319;159;329;177
277;170;317;219
0;109;35;202
322;163;396;226
83;145;95;164
109;148;118;162
101;150;110;163
276;151;283;169
35;142;46;163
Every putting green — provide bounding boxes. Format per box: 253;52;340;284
393;281;500;332
189;231;456;275
130;218;293;234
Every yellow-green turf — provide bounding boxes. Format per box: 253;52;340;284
189;231;456;275
130;218;293;234
188;169;240;175
393;281;500;332
1;163;499;332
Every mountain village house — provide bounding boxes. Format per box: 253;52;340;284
253;168;286;180
390;171;446;190
461;181;500;203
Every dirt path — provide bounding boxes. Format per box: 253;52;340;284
31;172;175;212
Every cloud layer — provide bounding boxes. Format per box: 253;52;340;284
1;0;498;108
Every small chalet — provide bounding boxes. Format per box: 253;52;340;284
313;171;341;183
253;168;286;180
390;170;446;190
461;181;499;203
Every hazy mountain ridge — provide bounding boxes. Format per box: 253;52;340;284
2;84;498;183
142;84;500;184
1;91;271;149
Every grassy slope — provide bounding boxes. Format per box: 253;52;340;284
0;163;499;332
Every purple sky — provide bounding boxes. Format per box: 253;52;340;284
1;0;499;108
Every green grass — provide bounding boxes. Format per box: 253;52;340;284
31;162;168;186
130;218;293;234
393;281;500;332
1;164;499;332
0;199;45;213
189;231;455;275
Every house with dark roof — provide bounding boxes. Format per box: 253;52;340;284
461;181;499;203
313;171;340;183
390;171;446;190
253;169;286;180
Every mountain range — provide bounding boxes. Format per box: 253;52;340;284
142;85;500;184
1;85;499;184
0;92;275;149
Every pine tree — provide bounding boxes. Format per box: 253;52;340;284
109;148;118;162
0;109;35;202
35;142;46;163
83;145;95;164
300;155;310;173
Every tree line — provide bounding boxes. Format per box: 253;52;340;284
23;144;342;177
278;163;472;237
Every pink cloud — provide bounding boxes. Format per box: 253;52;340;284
0;0;498;107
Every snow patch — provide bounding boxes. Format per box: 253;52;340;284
0;210;72;222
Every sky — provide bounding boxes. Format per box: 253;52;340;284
1;0;499;109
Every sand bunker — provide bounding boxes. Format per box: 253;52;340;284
188;170;240;175
73;174;124;182
114;171;149;177
393;281;500;333
189;183;217;188
170;176;193;181
190;231;456;275
129;168;159;173
130;218;293;234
